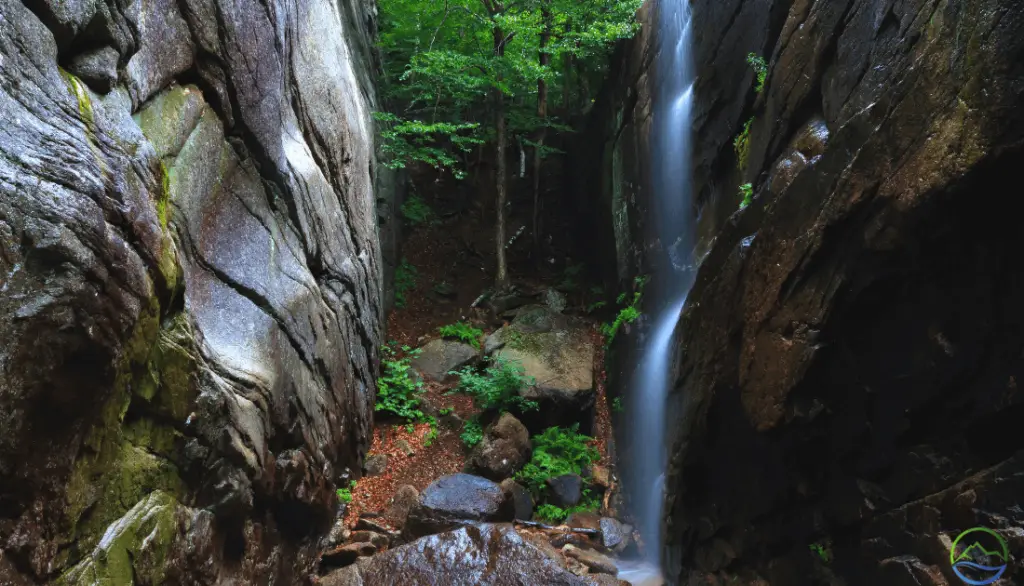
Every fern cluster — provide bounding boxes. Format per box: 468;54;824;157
337;480;357;503
460;417;484;448
739;183;753;210
438;321;484;349
375;344;425;422
535;494;601;524
401;194;433;225
746;53;768;93
515;424;600;499
601;275;647;345
449;356;538;413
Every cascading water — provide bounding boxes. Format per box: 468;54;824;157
620;0;695;582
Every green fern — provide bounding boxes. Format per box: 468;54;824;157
401;194;433;225
375;344;425;422
438;321;484;349
739;183;753;210
449;356;538;413
337;480;357;503
747;53;768;93
515;424;600;499
460;417;484;448
601;275;647;346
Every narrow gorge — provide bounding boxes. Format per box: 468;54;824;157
2;0;1023;584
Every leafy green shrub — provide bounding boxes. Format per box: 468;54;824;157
611;397;623;413
734;117;754;171
394;258;417;308
460;417;483;448
375;345;425;422
449;356;538;413
424;416;439;447
516;424;600;499
374;112;483;179
535;495;601;524
438;321;484;349
747;53;768;93
401;194;433;225
809;541;833;564
739;183;753;210
601;276;646;346
337;480;357;503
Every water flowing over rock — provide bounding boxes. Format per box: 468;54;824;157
0;0;392;580
579;0;1024;584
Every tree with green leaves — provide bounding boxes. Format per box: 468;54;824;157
377;0;643;287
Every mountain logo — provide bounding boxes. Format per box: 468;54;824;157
949;527;1009;585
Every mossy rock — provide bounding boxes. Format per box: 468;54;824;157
57;491;186;586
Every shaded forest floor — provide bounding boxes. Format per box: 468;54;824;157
342;175;617;530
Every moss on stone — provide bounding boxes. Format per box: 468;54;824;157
62;296;196;566
60;70;95;129
56;491;183;586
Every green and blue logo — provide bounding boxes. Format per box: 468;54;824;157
949;527;1009;585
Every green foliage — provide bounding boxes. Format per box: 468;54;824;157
810;541;833;564
734;117;754;171
439;407;453;416
746;53;768;93
438;322;484;349
394;258;417;308
377;0;645;177
739;183;753;210
337;480;357;503
601;275;647;345
450;356;539;413
535;493;601;524
586;300;607;313
460;417;484;448
611;397;623;413
423;416;439;447
400;194;433;225
375;345;425;422
515;424;600;499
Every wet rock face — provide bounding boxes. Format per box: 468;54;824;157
0;0;391;581
652;0;1024;584
321;524;591;586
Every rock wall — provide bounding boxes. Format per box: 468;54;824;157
580;0;1024;584
0;0;390;581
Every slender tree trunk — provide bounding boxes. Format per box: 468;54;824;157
493;25;509;288
562;18;572;115
533;3;551;249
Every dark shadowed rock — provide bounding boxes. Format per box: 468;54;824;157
320;524;591;586
321;542;377;569
547;475;584;508
347;531;388;549
500;479;534;521
66;47;119;93
466;412;531;481
410;339;479;381
404;474;513;539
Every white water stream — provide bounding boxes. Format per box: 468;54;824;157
621;0;696;582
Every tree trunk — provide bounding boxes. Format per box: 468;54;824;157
493;25;509;288
533;3;551;249
562;19;572;115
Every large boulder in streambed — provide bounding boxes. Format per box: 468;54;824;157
491;307;596;432
320;524;591;586
411;339;479;381
403;474;513;539
466;412;532;481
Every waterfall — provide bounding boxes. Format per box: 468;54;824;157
621;0;695;582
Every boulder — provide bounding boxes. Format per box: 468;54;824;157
562;544;618;576
347;531;389;549
494;307;596;432
599;517;632;552
466;413;532;481
565;512;602;531
320;524;591;586
66;47;119;93
321;542;377;569
364;454;388;477
500;479;535;521
547;474;584;508
410;339;479;381
385;485;420;528
404;474;514;539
